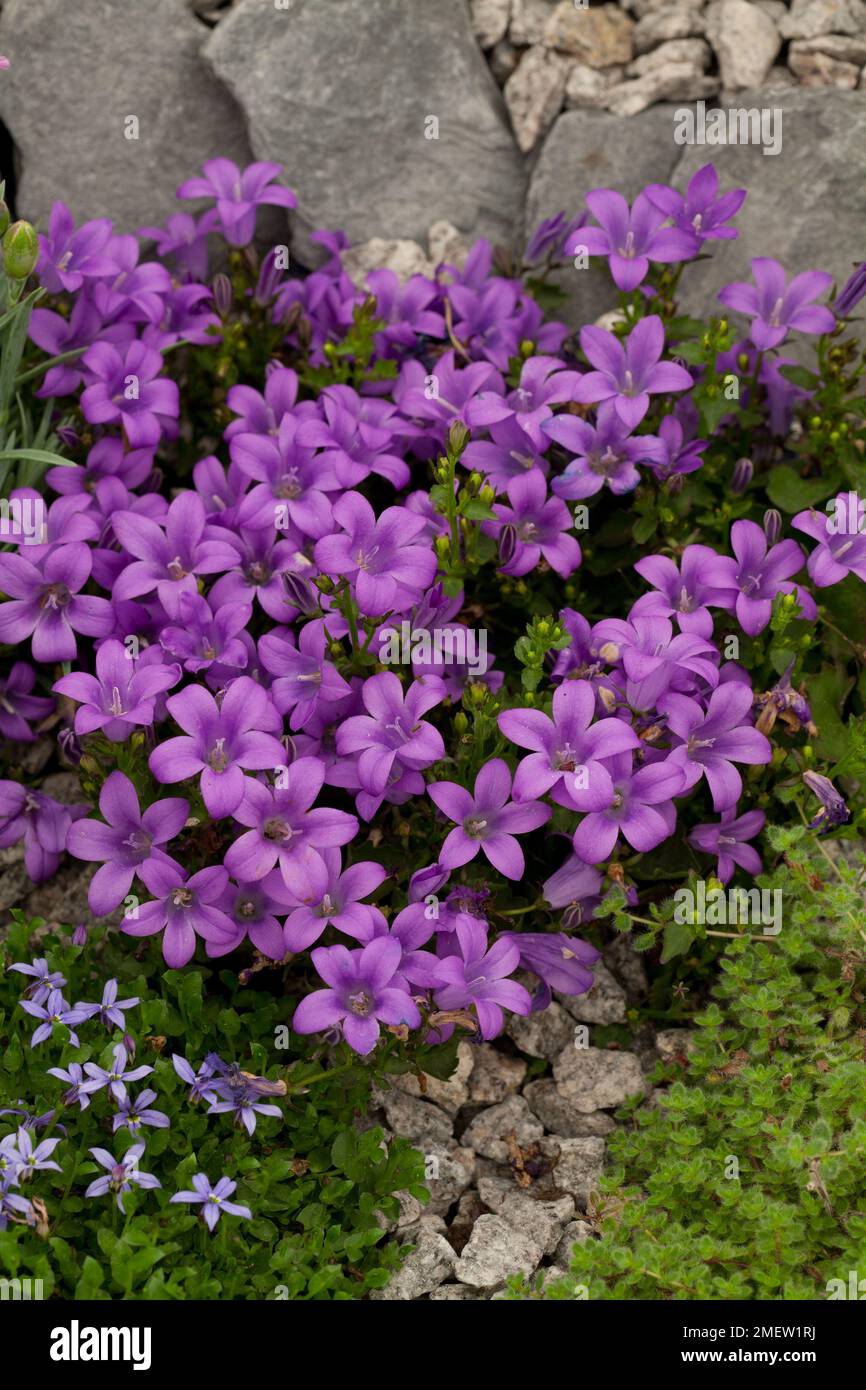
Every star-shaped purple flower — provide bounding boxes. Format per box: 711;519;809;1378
571;316;693;429
293;937;421;1055
428;759;550;881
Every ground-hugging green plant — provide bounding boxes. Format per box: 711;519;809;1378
0;911;427;1299
506;826;866;1300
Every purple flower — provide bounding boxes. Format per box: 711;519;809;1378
259;620;352;730
0;543;113;661
90;979;141;1032
169;1172;251;1230
461;413;549;492
632;544;737;638
66;770;188;916
112;1089;170;1135
314;492;438;616
122;861;236;967
571;316;693;429
395;350;510;446
293;937;421;1055
138;209;217;282
661;683;772;812
428;759;550;881
336;672;446;801
433;921;531;1039
483;468;581;578
225;760;358;898
158;589;251;676
149;677;286;818
598;614;719;712
85;1142;160;1212
802;771;850;833
712;520;815;636
111;491;241;603
718;258;835;350
570;190;697;291
172;1054;220;1104
282;848;387;952
83;1044;153;1104
645;413;707;482
0;1177;33;1231
36;203;119;293
792;499;866;588
176;159;296;248
19;987;93;1048
0;662;53;742
46;1062;98;1111
0;783;85;884
13;1126;63;1178
688;806;765;884
296;384;410;489
500;931;600;1012
544;406;662;499
53;638;181;741
645;165;746;243
80;340;180;448
570;752;685;864
499;679;639;804
205;1063;285;1134
7;957;66;1007
525;211;586;266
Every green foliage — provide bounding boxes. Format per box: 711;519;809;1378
0;913;427;1300
508;830;866;1300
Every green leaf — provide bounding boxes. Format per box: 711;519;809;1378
661;919;694;963
765;466;836;513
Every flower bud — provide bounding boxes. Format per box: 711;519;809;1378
282;571;316;613
479;484;495;507
448;420;469;455
454;711;469;734
2;219;39;279
211;271;233;318
0;200;9;238
730;456;753;496
498;523;516;566
763;508;782;546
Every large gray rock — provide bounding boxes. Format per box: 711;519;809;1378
205;0;525;260
0;0;254;232
454;1213;544;1287
673;89;866;326
370;1231;457;1300
553;1045;647;1112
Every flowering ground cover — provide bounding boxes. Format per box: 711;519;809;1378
0;151;865;1301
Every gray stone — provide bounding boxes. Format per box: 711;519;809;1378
382;1091;454;1147
627;0;705;15
604;65;717;116
705;0;781;89
553;1219;594;1266
554;1045;647;1112
765;64;800;89
510;0;560;47
391;1041;475;1115
468;1043;527;1102
370;1231;457;1300
447;1189;486;1252
755;0;788;22
490;38;522;83
471;0;512;49
497;1190;576;1253
504;45;569;152
0;0;254;233
672;90;866;333
551;1136;606;1206
523;1077;617;1137
633;4;708;52
525;104;682;327
399;1212;448;1240
423;1142;476;1215
462;1094;544;1161
428;219;472;271
205;0;525;258
603;934;649;1000
543;2;636;65
558;962;628;1025
505;999;574;1059
789;47;862;84
780;0;866;39
454;1213;544;1287
429;1283;482;1300
790;32;866;62
625;35;711;75
655;1028;698;1061
374;1188;424;1232
564;62;625;108
342;237;433;289
476;1174;524;1210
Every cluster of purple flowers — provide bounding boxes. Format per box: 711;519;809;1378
1;158;856;1057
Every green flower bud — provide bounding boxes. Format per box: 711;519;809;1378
2;219;39;279
479;484;495;506
454;712;469;734
0;201;9;238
